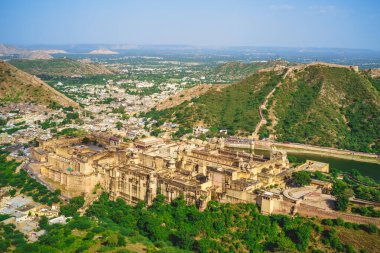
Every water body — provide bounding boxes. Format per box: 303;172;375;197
249;149;380;182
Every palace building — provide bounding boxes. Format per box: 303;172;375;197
30;134;292;208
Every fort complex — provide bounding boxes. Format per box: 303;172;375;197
28;134;341;214
29;134;291;204
28;134;380;227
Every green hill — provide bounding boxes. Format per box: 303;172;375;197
145;63;380;153
366;71;380;92
144;71;283;135
9;58;114;77
270;65;380;153
0;61;79;107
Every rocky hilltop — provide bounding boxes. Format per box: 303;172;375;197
9;58;114;77
0;44;29;56
0;61;79;107
26;50;67;60
0;44;66;59
145;62;380;153
88;49;119;55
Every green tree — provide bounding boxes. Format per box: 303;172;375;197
150;128;162;137
331;180;348;196
335;188;354;211
0;118;8;126
60;196;85;217
116;122;123;130
292;171;311;186
38;216;49;230
8;188;16;197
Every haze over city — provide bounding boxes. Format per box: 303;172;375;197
1;0;380;49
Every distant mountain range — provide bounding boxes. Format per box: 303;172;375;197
0;44;67;59
89;49;119;55
2;43;379;56
0;44;121;58
0;61;78;107
0;44;29;56
0;43;376;69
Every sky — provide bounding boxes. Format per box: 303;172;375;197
0;0;379;50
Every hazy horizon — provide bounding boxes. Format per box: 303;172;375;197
4;44;380;52
1;0;380;50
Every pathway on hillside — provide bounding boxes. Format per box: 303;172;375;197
252;68;293;139
252;61;360;140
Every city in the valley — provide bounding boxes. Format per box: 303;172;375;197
1;48;379;252
1;1;380;252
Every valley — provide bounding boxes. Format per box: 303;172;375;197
1;47;380;253
1;1;380;252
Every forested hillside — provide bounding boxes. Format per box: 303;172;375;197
9;58;114;77
367;74;380;92
209;60;293;82
3;192;379;252
145;63;380;153
0;61;79;107
270;65;380;153
144;71;283;135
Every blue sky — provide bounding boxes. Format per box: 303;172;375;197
0;0;379;49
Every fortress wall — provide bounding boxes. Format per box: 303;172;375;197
254;141;273;149
297;203;380;227
225;140;272;150
224;189;257;203
269;199;380;227
40;137;82;150
28;163;42;174
307;62;359;72
39;165;100;197
225;143;252;149
272;199;294;214
65;174;99;196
